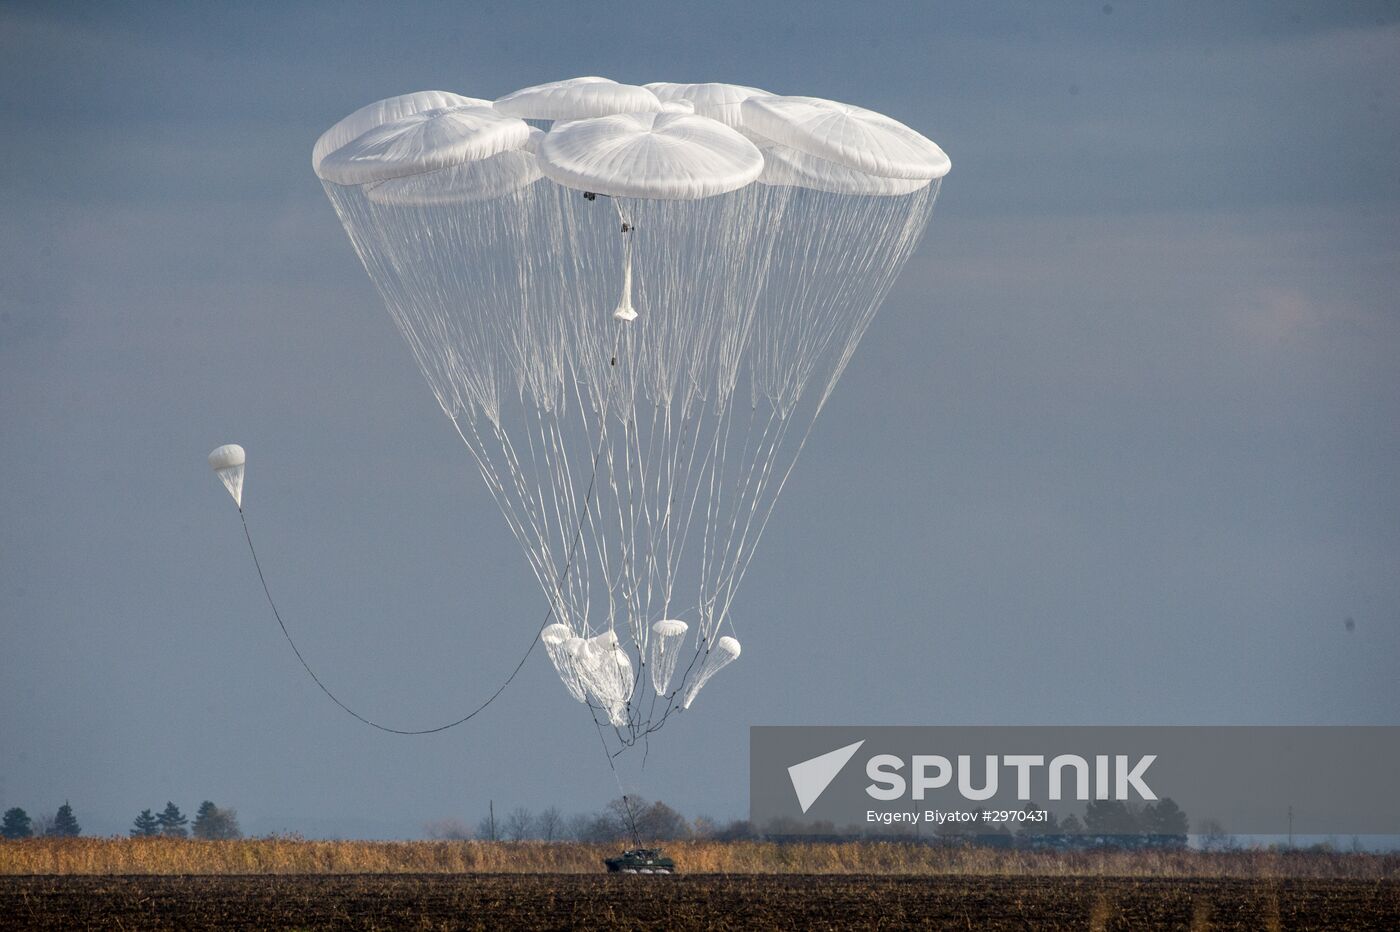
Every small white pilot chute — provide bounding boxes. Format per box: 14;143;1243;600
208;444;246;509
681;636;741;710
648;619;689;695
541;623;587;702
574;630;635;726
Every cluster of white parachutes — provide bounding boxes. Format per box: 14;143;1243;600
307;77;948;738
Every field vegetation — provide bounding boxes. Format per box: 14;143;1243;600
1;836;1394;878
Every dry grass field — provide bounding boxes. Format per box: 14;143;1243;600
1;836;1396;878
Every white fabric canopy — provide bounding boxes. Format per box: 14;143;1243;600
316;81;950;196
537;111;763;199
644;82;773;129
316;106;531;185
208;444;245;470
312;91;491;174
208;444;246;509
365;149;542;205
493;76;662;121
757;142;930;196
741;95;950;180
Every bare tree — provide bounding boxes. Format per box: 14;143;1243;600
578;813;625;844
636;800;690;840
564;813;594;841
424;819;472;840
596;797;691;842
711;819;756;842
1196;817;1232;852
691;815;718;839
604;796;643;840
504;807;535;841
536;806;563;841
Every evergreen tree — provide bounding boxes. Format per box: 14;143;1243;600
192;801;218;837
1083;799;1137;840
192;801;241;840
157;802;188;838
131;809;160;837
49;801;81;837
1;808;33;840
1142;797;1189;848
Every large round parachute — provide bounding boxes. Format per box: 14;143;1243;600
313;78;948;741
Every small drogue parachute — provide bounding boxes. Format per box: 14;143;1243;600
310;78;949;747
208;444;245;509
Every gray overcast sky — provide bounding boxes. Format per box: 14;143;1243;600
2;1;1397;838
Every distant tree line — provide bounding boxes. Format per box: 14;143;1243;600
427;797;694;844
1;800;240;840
425;796;1193;849
4;795;1188;849
922;798;1191;850
2;802;80;840
130;801;241;839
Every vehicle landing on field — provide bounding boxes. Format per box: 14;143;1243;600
604;848;675;874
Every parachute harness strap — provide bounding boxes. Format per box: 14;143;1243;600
236;332;623;736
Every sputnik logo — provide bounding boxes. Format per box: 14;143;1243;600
787;740;865;813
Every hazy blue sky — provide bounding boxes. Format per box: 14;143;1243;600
2;1;1397;838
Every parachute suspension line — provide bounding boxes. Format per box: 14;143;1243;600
317;169;942;744
237;509;523;735
236;508;546;735
606;183;941;739
592;709;642;847
234;329;624;736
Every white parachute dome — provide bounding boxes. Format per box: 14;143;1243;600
741;95;951;180
209;444;246;509
537;112;764;199
644;82;774;129
493;77;663;123
312;77;948;744
311;91;493;175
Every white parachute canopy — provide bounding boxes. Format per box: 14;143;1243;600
493;77;662;123
208;444;246;509
643;82;774;130
537;111;764;199
313;78;947;742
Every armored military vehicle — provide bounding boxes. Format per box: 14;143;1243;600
604;848;675;874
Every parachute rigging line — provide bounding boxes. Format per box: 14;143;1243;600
235;329;624;736
239;509;536;734
590;703;643;847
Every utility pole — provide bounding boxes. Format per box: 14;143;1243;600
1287;805;1293;849
489;800;496;842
